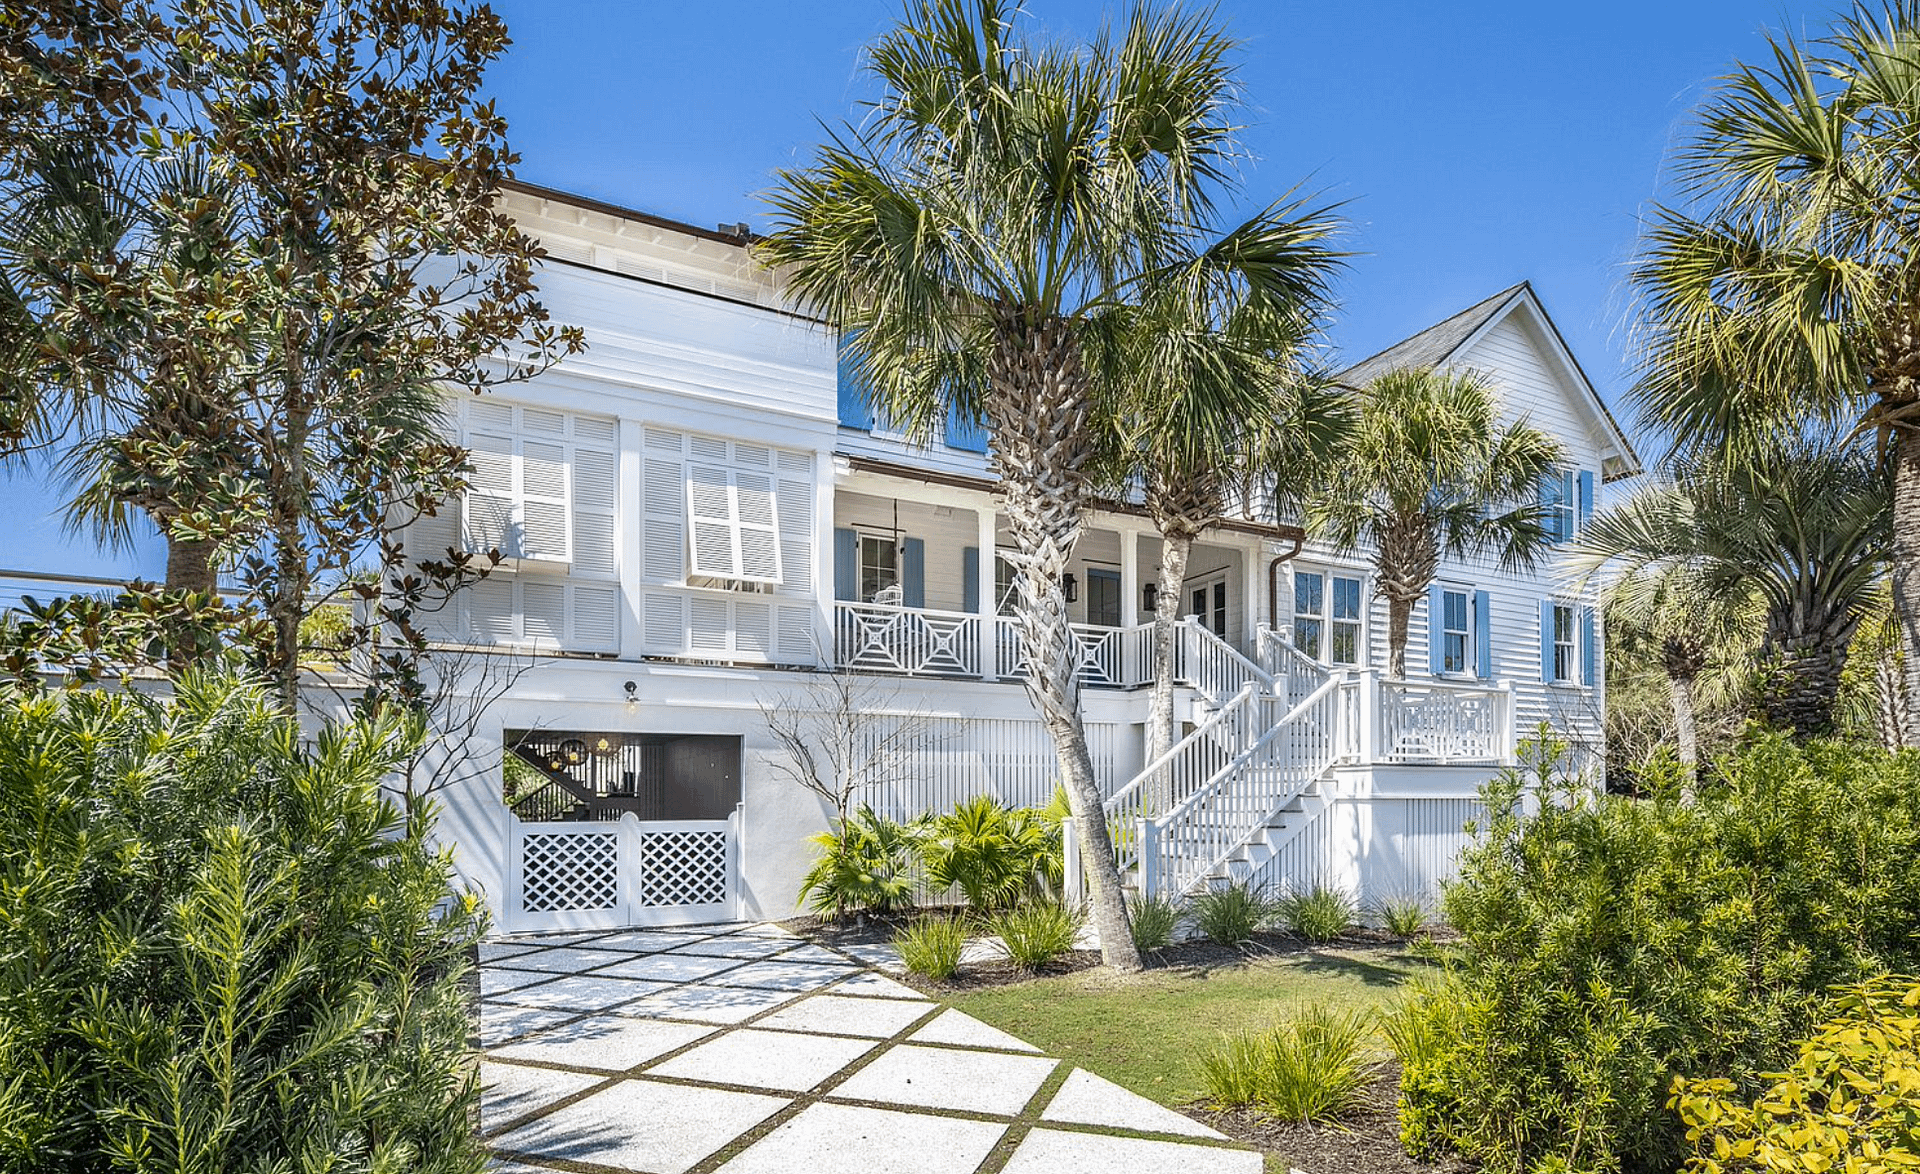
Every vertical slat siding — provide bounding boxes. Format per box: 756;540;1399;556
856;715;1123;821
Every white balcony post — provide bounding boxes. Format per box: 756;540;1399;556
1357;668;1380;766
977;506;998;682
1497;678;1518;765
1137;817;1158;899
1119;527;1140;628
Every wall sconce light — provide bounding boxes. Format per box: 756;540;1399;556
1143;583;1158;613
1061;573;1078;603
623;680;637;712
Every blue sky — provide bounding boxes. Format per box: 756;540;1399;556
1;0;1837;580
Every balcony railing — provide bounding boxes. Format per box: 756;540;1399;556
832;600;1155;687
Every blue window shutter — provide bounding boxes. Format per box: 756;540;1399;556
836;333;873;431
1427;583;1446;676
834;528;858;601
1581;605;1598;687
944;401;989;453
902;538;925;608
1473;590;1492;679
1539;599;1556;683
1576;470;1595;532
962;546;980;613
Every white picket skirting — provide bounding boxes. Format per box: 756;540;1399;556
504;807;741;932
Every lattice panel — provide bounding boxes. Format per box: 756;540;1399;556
521;830;620;913
639;830;729;907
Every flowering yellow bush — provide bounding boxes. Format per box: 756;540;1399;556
1671;977;1920;1173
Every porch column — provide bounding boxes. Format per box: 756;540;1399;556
1119;527;1140;628
977;506;998;682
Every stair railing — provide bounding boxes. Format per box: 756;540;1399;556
1176;617;1274;705
1102;682;1259;874
1255;623;1333;707
1138;672;1344;897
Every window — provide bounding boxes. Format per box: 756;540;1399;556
1294;569;1363;665
860;534;898;602
1441;588;1471;674
1541;470;1575;543
1085;569;1121;627
1189;576;1228;638
1551;602;1577;683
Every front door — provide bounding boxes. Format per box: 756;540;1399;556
1187;573;1228;639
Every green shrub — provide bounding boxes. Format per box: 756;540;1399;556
1671;974;1920;1174
0;670;485;1174
1394;732;1920;1174
919;794;1059;910
798;806;925;919
1199;1004;1373;1123
893;915;967;980
1192;880;1275;945
1277;882;1357;943
1371;891;1430;939
1127;891;1182;952
987;901;1084;971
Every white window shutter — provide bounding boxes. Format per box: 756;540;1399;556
518;439;572;564
734;470;782;583
463;430;516;556
643;443;687;582
688;464;740;577
570;445;617;576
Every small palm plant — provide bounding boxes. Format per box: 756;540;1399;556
798;806;926;920
1309;367;1563;677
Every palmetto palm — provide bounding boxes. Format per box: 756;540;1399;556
1308;367;1562;678
1630;3;1920;745
760;0;1342;969
1566;450;1888;740
1131;360;1347;762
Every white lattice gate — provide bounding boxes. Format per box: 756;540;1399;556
504;807;741;932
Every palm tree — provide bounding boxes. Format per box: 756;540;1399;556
1308;367;1563;678
1566;449;1889;740
759;0;1342;970
1630;3;1920;746
1595;563;1756;788
1132;364;1347;762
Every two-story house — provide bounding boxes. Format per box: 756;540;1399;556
303;181;1640;931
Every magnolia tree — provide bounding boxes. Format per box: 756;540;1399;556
0;0;582;714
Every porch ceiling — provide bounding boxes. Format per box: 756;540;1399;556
839;454;1305;547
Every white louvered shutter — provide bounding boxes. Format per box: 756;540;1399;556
518;438;572;564
463;430;516;557
776;448;813;594
734;470;782;583
643;428;687;582
688;464;739;577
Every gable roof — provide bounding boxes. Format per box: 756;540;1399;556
1333;281;1642;481
1334;283;1529;392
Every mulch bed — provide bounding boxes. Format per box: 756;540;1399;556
783;913;1442;988
1192;1066;1472;1174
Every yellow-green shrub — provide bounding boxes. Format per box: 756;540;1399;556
1671;976;1920;1173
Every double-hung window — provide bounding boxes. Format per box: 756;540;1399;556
1550;601;1578;684
1541;469;1576;543
1440;587;1472;674
1294;569;1364;665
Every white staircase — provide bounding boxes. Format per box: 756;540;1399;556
1100;621;1344;898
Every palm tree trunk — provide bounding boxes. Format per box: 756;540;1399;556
1384;592;1413;679
1146;529;1193;767
1891;427;1920;748
987;317;1142;973
1668;671;1698;801
164;536;217;595
1874;642;1908;752
1757;620;1855;740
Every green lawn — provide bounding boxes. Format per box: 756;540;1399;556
943;946;1434;1108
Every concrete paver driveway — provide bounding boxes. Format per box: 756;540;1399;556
477;922;1261;1174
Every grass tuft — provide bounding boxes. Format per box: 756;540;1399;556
1198;1003;1373;1123
1192;880;1274;945
1371;890;1429;939
1276;882;1357;944
894;914;966;979
1127;891;1182;952
987;901;1083;970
